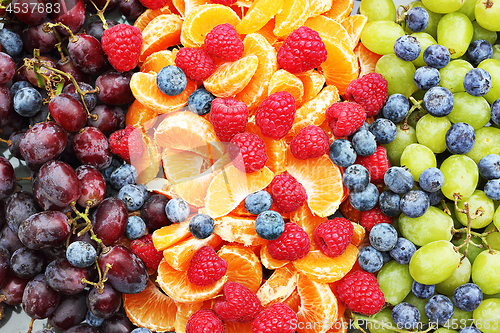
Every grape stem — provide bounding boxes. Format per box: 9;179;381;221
89;0;112;30
25;317;35;333
402;97;424;130
395;4;410;25
81;262;112;294
352;313;437;333
0;137;11;146
441;199;451;215
43;22;77;43
69;202;107;251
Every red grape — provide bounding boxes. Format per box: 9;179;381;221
48;292;88;331
73;127;112;170
1;112;29;140
62;82;97;111
25;56;56;88
0;84;13;127
86;20;119;42
86;282;121;319
18;211;71;250
0;53;16;84
12;0;48;25
0;157;16;200
22;274;60;319
140;194;172;230
49;93;88;132
45;258;89;295
50;0;86;36
87;105;125;136
96;71;134;105
10;247;45;280
0;273;29;305
0;225;24;255
38;160;81;207
75;165;106;208
65;324;103;333
32;177;69;211
100;312;135;333
5;191;40;235
93;197;128;245
19;121;67;165
68;34;108;74
56;59;91;85
119;0;145;20
0;246;10;288
22;19;58;53
8;130;26;160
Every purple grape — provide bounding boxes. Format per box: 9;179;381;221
93;197;128;245
0;246;9;288
18;211;71;250
48;292;88;331
100;313;135;333
5;191;40;234
0;157;16;200
0;273;29;305
22;274;60;319
45;258;89;295
86;282;121;319
38;160;82;207
10;247;45;280
19;121;68;165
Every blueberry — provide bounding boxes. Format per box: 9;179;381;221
394;35;421;62
189;213;214;239
109;163;138;190
244;191;273;215
343;164;370;192
389;237;416;265
329;139;357;168
369;223;398;251
382;94;409;124
369;118;397;144
255;210;285;240
424;294;454;325
491;99;500;125
156;65;187;96
352;130;377;156
10;81;32;96
478;154;500;180
379;190;401;217
445;122;476;155
467;39;493;66
418;167;444;192
452;283;483;312
0;29;23;57
425;190;442;206
349;183;379;211
384;166;414;194
124;216;147;240
136;184;150;202
380;250;393;264
406;7;429;33
423;86;454;117
131;329;153;333
463;68;491;97
102;158;123;183
357;246;383;273
484;179;500;200
86;310;105;327
118;184;146;211
165;198;190;223
413;66;441;90
412;281;435;300
391;302;421;330
66;241;97;268
423;44;451;69
13;87;43;117
459;327;481;333
188;88;215;115
400;190;430;218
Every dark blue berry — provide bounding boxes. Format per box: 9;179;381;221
478;154;500;180
380;250;393;264
244;191;273;215
425;190;442;206
131;328;153;333
369;118;397;144
389;237;416;265
445;122;476;155
13;87;43;117
394;35;421;62
418;167;444;192
255;210;285;240
118;184;146;211
349;183;379;211
467;39;493;66
329;139;357;168
423;86;454;117
384;166;414;194
109;163;137;190
412;281;435;299
358;246;383;273
459;326;481;333
369;223;398;251
463;68;491;97
484;179;500;200
424;294;454;325
124;216;147;240
491;99;500;125
452;283;483;312
136;184;150;202
189;213;214;239
66;241;97;268
10;81;32;96
188;88;215;115
102;158;123;183
165;198;190;223
423;44;450;69
0;29;23;57
392;302;421;330
379;190;401;217
382;94;409;124
86;310;105;327
414;66;441;90
400;190;430;218
352;130;377;156
157;66;187;96
343;164;370;192
406;6;429;33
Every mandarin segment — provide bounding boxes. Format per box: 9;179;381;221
140;49;177;73
355;42;383;78
304;15;350;48
134;6;174;31
126;100;158;130
152;219;192;251
140;14;183;62
246;122;287;174
174;302;204;333
217;244;263;293
256;264;297;307
351;222;366;247
214;215;268;246
297;70;326;104
322;0;353;22
255;19;278;45
268;69;304;107
341;14;368;51
273;0;311;37
283;288;301;313
260;244;290;270
164;234;222;271
134;134;162;185
290;205;327;250
236;0;283;34
309;0;333;17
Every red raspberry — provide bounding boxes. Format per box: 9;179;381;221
101;24;142;72
210;0;237;5
255;91;296;140
204;23;244;62
355;145;391;183
360;205;393;232
325;102;367;137
269;172;307;213
210;97;249;142
336;270;385;315
267;222;310;261
313;218;354;258
277;26;328;74
290;125;329;160
109;125;145;163
228;132;268;173
252;303;297;333
138;0;170;9
345;73;388;117
130;234;163;271
186;309;225;333
187;246;228;286
214;281;262;323
175;47;216;83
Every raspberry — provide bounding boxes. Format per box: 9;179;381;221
101;24;142;72
175;47;216;82
204;24;244;62
269;172;307;213
267;222;310;261
228;132;268;173
325;102;367;137
187;246;228;286
130;234;163;271
214;282;262;323
360;205;393;232
355;145;391;183
336;270;385;315
109;125;145;163
314;218;354;258
277;26;328;74
290;125;329;160
209;0;237;5
186;309;225;333
251;303;297;333
344;73;388;117
210;97;249;142
255;91;296;140
138;0;170;9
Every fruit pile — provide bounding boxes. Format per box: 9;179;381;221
0;0;500;332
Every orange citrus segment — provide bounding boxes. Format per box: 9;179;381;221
351;222;366;247
273;0;310;37
123;280;177;332
327;315;348;333
293;244;359;283
164;234;222;271
260;244;289;270
255;19;278;45
256;264;297;307
341;14;368;51
217;244;263;293
268;69;304;107
355;42;383;78
152;219;191;251
226;322;254;333
304;15;350;48
162;149;205;183
174;302;204;333
283;288;301;313
246;122;287;174
236;0;283;34
126;100;158;130
134;6;174;31
214;215;268;246
157;258;228;303
133;134;162;185
296;70;326;104
309;0;332;17
141;49;177;73
140;14;183;62
322;0;353;21
290;205;327;250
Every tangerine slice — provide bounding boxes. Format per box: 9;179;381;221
273;0;310;37
126;100;158;130
174;302;204;333
260;244;289;270
327;315;348;333
157;258;228;303
226;322;253;333
290;205;327;250
134;134;162;185
123;280;177;332
355;42;383;78
268;69;304;107
140;14;183;62
296;70;326;104
147;177;181;200
152;219;191;251
236;0;283;34
214;215;268;246
283;288;301;313
256;264;297;307
229;200;254;217
293;245;358;283
141;49;177;73
304;15;350;48
246;121;287;174
204;55;259;98
309;0;332;17
322;0;353;22
164;234;222;271
341;14;368;51
339;198;362;223
217;244;263;293
351;222;366;247
134;6;174;31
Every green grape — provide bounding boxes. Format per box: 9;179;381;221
465;127;500;164
408;1;443;40
455;190;495;229
409;240;461;285
440;155;479;201
485;223;500;251
369;308;398;333
472;298;500;333
410;32;437;67
412;89;426;100
375;54;419;98
399;206;454;246
415;114;451;153
437;12;474;59
377;261;413;306
471;250;500;294
407;110;424;128
452;232;484;264
439;60;474;93
493;44;500;61
477;59;500;104
475;0;500;32
360;21;405;55
447;92;491;129
400;143;437;180
483;292;500;299
422;0;466;13
404;293;430;324
359;0;396;22
383;124;417;166
472;21;497;45
457;0;476;20
436;257;472;296
494;206;500;231
444;307;473;331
